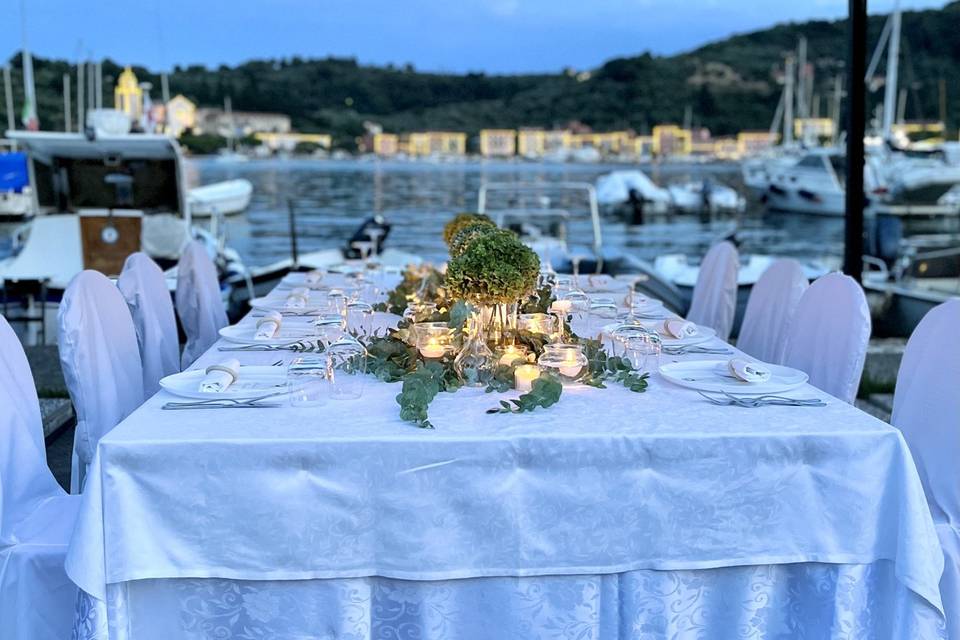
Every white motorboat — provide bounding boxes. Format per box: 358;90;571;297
667;180;746;215
764;150;856;216
0;130;250;304
188;179;254;217
595;170;672;214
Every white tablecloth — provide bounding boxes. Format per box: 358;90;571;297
66;281;946;638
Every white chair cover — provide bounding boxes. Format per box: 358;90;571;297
118;252;181;396
892;298;960;640
0;320;80;640
176;241;228;368
736;259;809;364
58;270;144;492
686;241;738;341
0;314;43;452
782;273;871;403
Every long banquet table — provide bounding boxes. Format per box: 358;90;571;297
67;276;947;639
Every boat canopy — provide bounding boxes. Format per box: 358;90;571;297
4;131;186;216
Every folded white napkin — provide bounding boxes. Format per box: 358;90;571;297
304;270;324;287
727;357;772;383
285;287;310;309
199;359;241;393
661;319;699;339
255;311;283;340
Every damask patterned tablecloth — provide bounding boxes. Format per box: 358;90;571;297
65;289;945;632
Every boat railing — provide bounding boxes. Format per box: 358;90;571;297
477;181;603;269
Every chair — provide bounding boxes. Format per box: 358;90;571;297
176;241;228;368
58;270;144;492
736;259;808;364
891;298;960;640
782;273;871;403
118;252;181;396
686;241;739;341
0;316;80;640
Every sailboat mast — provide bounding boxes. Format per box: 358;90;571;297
784;55;795;145
19;0;38;130
63;74;72;132
2;65;14;133
882;1;901;139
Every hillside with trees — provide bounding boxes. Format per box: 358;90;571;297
2;1;957;149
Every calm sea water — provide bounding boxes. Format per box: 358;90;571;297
192;157;853;269
2;158;950;269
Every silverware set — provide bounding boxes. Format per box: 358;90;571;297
697;390;826;408
161;390;290;410
663;345;733;356
218;340;325;353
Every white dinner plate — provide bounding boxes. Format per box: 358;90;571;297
160;366;289;400
249;295;336;313
278;273;330;290
219;323;321;346
601;321;715;346
659;360;809;395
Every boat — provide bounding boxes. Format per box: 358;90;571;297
667;180;746;215
764;149;857;216
188;179;254;217
0;147;34;222
0;128;252;342
595;170;672;214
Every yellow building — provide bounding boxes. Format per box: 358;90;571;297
543;130;573;155
794;117;835;141
737;131;778;156
892;121;946;144
479;129;516;157
372;133;399;156
571;131;632;155
402;131;467;157
517;129;546;157
254;132;332;152
114;66;143;121
165;94;196;138
652;125;693;156
631;135;654;157
712;138;741;160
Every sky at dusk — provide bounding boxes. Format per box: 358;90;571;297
6;0;949;74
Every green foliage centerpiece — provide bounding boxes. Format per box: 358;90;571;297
361;213;648;429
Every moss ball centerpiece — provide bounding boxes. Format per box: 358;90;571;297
443;213;495;247
445;229;540;306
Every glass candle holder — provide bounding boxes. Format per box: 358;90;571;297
538;343;588;383
404;301;438;323
412;322;453;359
498;344;528;366
518;313;558;337
514;364;541;392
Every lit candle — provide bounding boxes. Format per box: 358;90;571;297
419;338;445;359
559;350;582;377
499;345;526;366
514;364;540;392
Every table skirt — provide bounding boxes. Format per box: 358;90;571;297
73;561;945;640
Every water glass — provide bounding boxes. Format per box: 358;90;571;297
624;331;662;376
326;338;368;400
287;356;328;407
346;301;374;336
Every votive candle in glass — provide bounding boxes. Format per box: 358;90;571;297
514;364;540;392
498;344;528;366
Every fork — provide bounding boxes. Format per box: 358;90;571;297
218;340;324;353
697;391;826;407
664;346;733;356
162;389;290;410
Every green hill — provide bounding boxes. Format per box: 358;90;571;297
2;1;957;148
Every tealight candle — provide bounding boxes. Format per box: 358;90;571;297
499;345;527;366
559;351;582;377
514;364;540;392
419;337;446;359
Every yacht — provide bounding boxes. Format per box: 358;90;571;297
0;146;34;222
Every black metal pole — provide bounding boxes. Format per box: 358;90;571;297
287;198;300;270
844;0;867;282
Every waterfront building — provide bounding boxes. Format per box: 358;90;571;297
571;131;631;155
543;130;573;155
652;125;693;156
402;132;467;157
254;132;332;152
114;67;143;121
165;95;196;138
891;121;946;145
480;129;517;157
372;133;399;156
517;129;546;158
195;109;291;137
736;131;779;156
631;135;654;158
712;137;741;160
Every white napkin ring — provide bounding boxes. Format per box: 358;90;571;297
204;364;238;385
256;315;281;329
